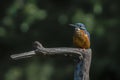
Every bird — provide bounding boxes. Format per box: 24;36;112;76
69;23;91;80
69;23;90;49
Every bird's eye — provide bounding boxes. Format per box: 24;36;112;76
79;25;82;28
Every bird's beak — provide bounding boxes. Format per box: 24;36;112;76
69;24;80;31
69;24;76;27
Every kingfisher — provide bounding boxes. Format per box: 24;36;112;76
70;23;91;80
69;23;90;49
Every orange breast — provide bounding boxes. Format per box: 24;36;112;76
73;30;90;49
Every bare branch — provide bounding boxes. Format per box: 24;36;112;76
10;42;92;80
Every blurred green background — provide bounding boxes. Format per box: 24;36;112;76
0;0;120;80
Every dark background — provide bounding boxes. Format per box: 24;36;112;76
0;0;120;80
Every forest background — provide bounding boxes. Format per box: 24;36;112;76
0;0;120;80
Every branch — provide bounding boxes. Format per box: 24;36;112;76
10;41;92;80
11;41;87;60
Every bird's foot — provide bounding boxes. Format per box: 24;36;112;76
82;48;86;52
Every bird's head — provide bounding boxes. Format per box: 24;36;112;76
69;23;86;31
